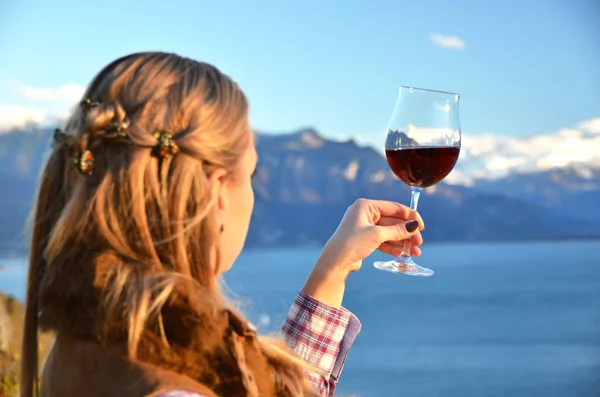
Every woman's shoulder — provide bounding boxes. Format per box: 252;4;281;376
154;392;209;397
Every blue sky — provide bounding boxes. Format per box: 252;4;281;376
0;0;598;146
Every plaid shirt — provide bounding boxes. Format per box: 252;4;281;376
155;291;362;397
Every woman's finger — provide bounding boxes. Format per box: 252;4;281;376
355;199;409;218
378;215;425;232
377;217;424;246
357;199;425;228
379;242;422;257
378;241;401;257
411;246;422;257
406;210;425;230
374;220;421;245
387;232;424;247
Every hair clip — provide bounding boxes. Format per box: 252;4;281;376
80;98;99;111
153;131;179;158
54;129;93;175
53;129;76;149
72;150;94;176
53;129;79;151
104;121;129;141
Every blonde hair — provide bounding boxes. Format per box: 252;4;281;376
21;52;317;397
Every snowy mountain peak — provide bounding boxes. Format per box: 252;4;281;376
445;117;600;186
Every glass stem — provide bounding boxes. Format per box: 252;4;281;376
401;187;422;257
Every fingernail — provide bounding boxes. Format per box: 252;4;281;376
406;220;419;233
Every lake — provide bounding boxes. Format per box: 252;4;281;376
2;241;600;396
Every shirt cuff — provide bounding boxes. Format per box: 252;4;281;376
281;290;362;379
331;306;361;380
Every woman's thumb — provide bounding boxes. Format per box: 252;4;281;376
377;220;420;242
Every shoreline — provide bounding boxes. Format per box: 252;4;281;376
2;236;600;258
242;235;600;252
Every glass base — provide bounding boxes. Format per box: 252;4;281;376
373;255;434;276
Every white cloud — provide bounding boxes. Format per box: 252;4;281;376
9;80;86;103
0;104;71;132
447;117;600;185
429;33;466;50
333;118;600;186
0;80;83;131
0;105;47;131
578;117;600;134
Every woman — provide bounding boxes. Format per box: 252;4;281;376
21;52;424;397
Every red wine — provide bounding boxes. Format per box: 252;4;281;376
385;146;460;188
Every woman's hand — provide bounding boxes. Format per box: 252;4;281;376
302;198;425;308
321;198;425;272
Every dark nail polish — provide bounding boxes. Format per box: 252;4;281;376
406;220;419;233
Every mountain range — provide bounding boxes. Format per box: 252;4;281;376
0;125;599;254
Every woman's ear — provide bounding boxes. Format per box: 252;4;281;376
207;168;228;211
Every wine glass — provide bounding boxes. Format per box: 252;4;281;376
374;86;461;276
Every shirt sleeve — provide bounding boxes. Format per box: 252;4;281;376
280;290;362;396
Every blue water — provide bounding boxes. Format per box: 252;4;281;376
2;241;600;396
